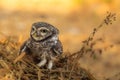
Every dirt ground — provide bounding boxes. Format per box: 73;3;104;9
0;10;120;80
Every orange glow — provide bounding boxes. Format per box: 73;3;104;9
0;0;119;14
0;0;79;14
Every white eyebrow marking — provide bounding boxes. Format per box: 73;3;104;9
32;26;36;30
38;27;49;31
31;26;36;34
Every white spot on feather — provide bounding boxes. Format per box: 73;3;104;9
51;36;58;44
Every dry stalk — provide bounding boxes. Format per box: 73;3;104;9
68;12;116;59
67;12;116;79
14;52;26;63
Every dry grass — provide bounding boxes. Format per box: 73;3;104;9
0;36;96;80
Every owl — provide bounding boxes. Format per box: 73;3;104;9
19;22;63;69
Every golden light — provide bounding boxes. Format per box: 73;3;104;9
0;0;80;14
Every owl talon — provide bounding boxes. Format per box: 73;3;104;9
37;58;47;67
47;60;53;70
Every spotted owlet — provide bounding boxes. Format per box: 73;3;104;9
19;22;63;69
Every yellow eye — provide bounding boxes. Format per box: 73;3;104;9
32;28;35;31
32;26;36;31
40;29;48;33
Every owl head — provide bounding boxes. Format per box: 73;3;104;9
30;22;59;41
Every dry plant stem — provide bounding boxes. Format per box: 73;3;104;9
68;47;85;80
48;70;51;80
60;71;64;80
67;12;116;79
68;12;116;58
22;59;45;80
38;70;41;80
0;60;9;70
18;63;23;80
14;52;26;63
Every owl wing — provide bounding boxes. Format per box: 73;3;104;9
19;40;31;55
52;40;63;56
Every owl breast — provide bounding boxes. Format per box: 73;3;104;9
26;39;55;56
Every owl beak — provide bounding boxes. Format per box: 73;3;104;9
36;31;41;36
36;34;41;37
32;31;40;37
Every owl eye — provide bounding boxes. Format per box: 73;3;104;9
40;29;48;33
32;26;36;31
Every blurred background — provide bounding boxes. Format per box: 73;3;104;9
0;0;120;79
